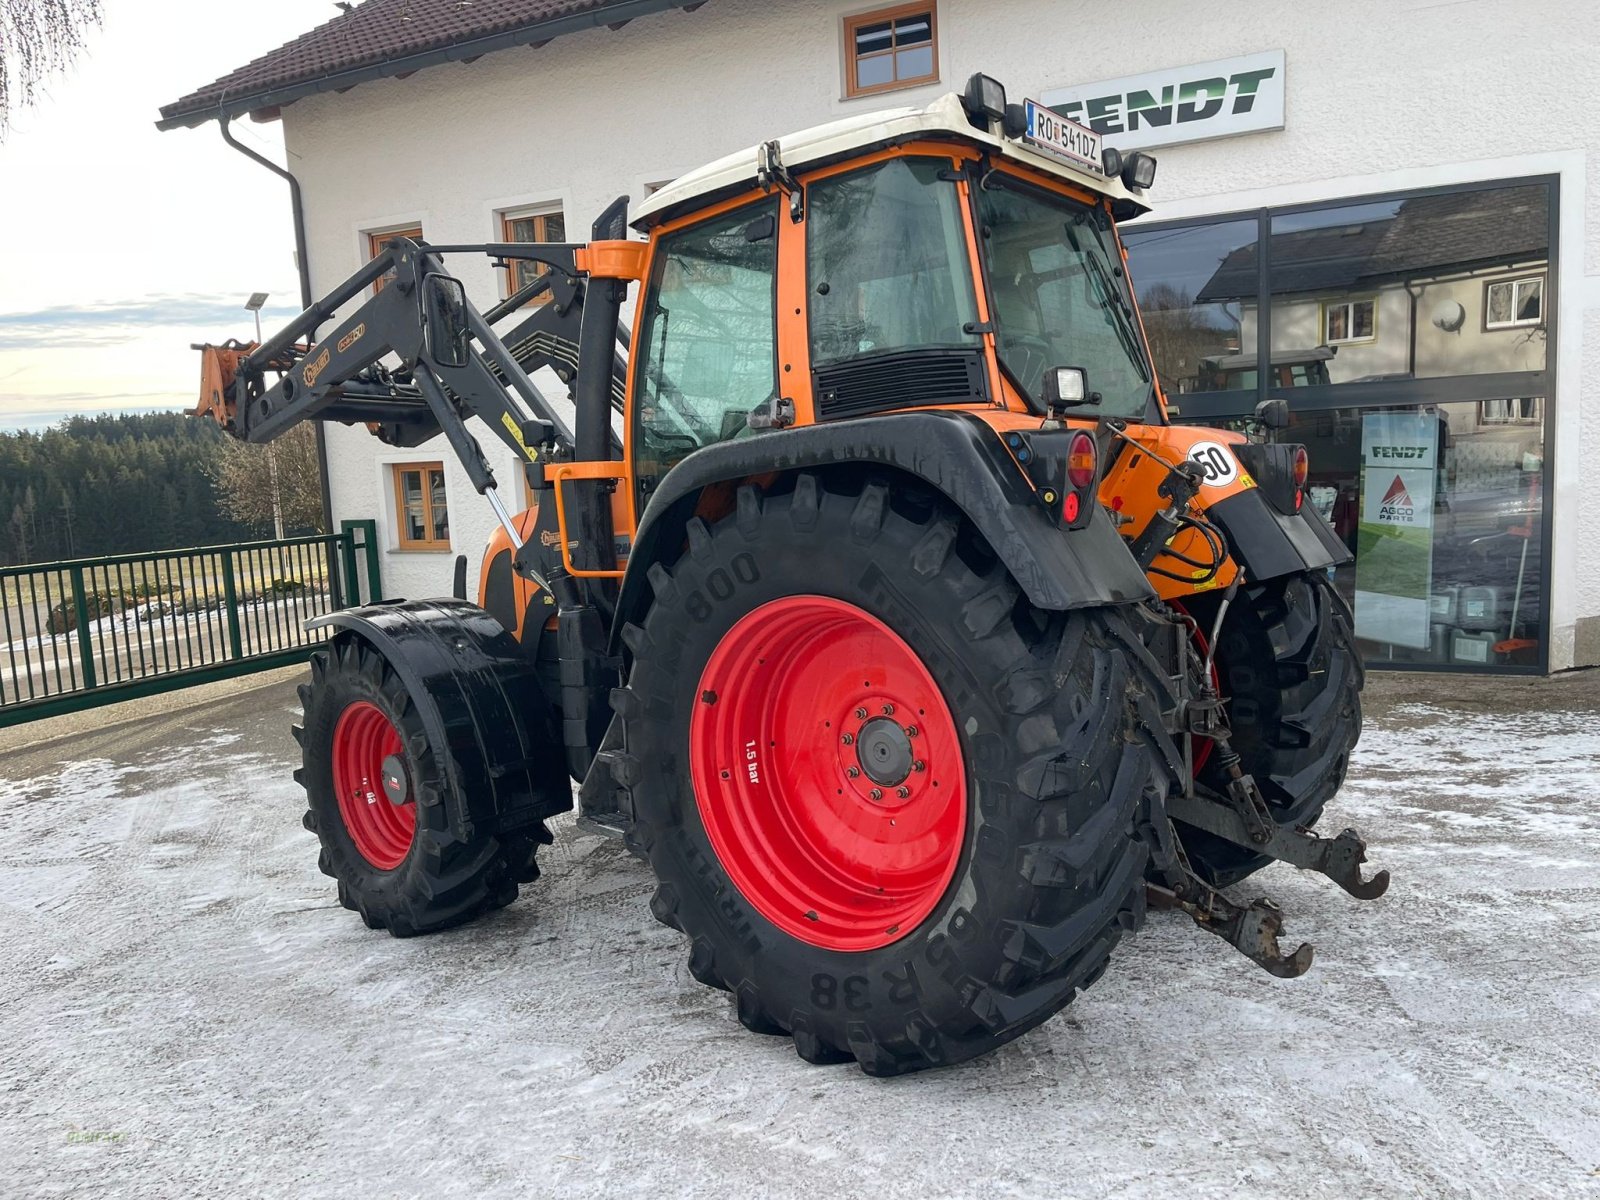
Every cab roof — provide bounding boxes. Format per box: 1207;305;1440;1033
632;91;1150;231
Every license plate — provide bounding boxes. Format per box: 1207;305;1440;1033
1023;99;1103;173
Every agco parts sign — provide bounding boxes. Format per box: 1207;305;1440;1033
1040;50;1286;152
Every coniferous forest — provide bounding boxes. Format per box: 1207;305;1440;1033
0;412;322;566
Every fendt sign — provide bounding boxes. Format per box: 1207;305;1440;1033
1040;50;1286;151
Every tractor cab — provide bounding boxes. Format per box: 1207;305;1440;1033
626;77;1164;497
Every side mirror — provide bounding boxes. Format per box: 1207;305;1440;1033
1254;397;1289;430
421;272;470;369
1042;366;1098;410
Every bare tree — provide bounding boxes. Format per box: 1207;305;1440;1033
0;0;103;136
209;424;327;537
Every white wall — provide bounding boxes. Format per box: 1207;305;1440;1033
280;0;1599;666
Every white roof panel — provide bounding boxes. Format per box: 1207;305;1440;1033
631;92;1148;229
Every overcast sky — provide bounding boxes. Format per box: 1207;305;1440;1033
0;0;337;431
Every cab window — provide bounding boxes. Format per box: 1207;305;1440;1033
632;200;779;486
807;156;979;365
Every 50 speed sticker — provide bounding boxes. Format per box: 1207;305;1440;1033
1187;441;1239;487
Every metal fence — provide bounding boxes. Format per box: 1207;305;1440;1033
0;520;380;728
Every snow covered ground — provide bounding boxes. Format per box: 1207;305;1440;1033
1;668;1597;1198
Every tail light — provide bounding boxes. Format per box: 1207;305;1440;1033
1009;427;1100;530
1232;442;1309;516
1067;432;1097;489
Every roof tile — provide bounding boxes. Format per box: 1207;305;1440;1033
158;0;697;127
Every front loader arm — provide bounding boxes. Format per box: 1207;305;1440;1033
191;195;643;594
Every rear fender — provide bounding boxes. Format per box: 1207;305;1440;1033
611;410;1156;655
307;599;571;836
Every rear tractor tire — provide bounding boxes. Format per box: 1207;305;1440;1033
293;637;552;936
1181;571;1363;888
613;475;1178;1075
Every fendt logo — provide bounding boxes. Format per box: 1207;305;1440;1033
1377;475;1416;524
1041;51;1286;152
1054;67;1277;137
1370;445;1429;461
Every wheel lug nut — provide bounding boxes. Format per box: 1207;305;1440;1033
870;788;883;801
905;725;918;738
897;786;910;799
841;732;854;745
911;760;925;772
847;766;861;778
855;707;868;720
881;703;895;715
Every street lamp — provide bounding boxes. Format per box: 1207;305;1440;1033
244;291;270;343
244;292;284;540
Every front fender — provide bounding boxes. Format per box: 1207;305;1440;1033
306;599;571;835
612;411;1156;652
1203;487;1351;583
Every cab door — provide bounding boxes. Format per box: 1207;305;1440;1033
629;199;782;512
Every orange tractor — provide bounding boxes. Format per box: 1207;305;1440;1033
194;75;1383;1075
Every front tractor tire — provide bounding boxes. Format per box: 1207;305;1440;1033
294;638;552;936
1182;571;1363;887
614;476;1177;1076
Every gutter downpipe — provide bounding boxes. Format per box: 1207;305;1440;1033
218;115;335;537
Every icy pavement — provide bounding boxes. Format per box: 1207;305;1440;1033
1;669;1597;1198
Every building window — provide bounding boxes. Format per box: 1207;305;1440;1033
1479;396;1542;425
368;225;423;293
1485;275;1543;329
1323;297;1376;343
843;4;937;98
391;462;449;550
501;207;566;299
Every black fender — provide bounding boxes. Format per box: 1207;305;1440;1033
612;410;1156;653
1203;487;1352;584
307;598;571;838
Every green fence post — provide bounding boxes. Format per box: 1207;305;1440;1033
359;519;381;603
68;565;97;691
339;519;381;605
220;551;245;660
337;524;359;607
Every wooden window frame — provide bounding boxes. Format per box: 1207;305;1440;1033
1484;274;1544;331
367;225;424;294
500;206;566;302
843;3;938;100
391;461;451;551
1321;295;1377;345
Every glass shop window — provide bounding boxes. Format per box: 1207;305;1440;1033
1121;218;1260;395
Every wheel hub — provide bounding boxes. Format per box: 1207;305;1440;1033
853;717;913;787
379;754;410;805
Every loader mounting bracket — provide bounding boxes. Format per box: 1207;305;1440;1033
1168;789;1391;901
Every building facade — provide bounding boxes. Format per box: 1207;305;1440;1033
161;0;1600;673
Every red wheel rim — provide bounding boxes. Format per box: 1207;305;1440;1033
690;596;968;952
332;701;415;870
1173;601;1222;774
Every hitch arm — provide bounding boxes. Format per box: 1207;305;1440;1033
1168;790;1391;900
1146;883;1315;979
